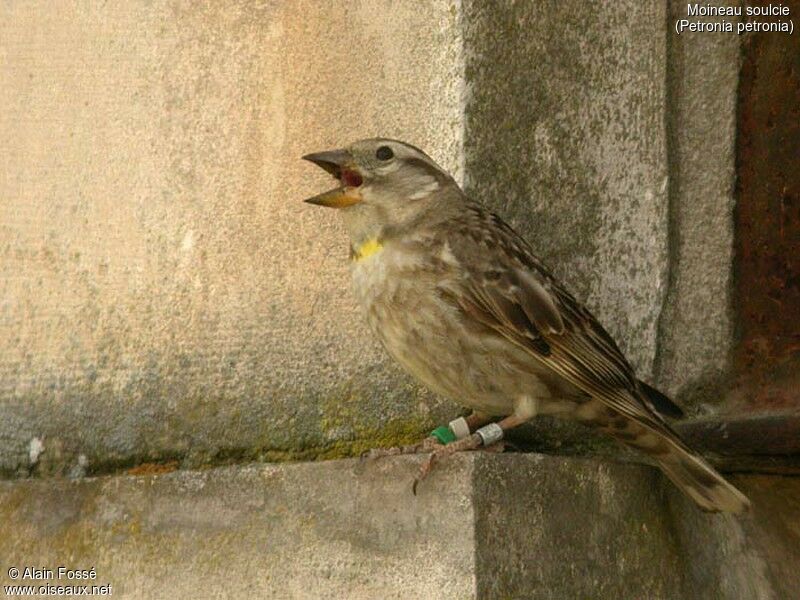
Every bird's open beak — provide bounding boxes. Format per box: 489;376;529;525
302;149;364;208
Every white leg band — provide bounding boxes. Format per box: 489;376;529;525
448;417;471;440
476;423;503;446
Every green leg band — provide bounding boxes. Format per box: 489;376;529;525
431;425;457;445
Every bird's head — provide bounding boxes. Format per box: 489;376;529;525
302;138;459;242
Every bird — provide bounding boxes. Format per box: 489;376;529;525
302;137;750;513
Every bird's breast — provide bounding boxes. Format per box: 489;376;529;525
350;245;423;322
349;245;481;397
347;244;567;415
351;246;446;349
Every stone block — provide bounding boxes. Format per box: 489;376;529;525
655;0;741;407
0;454;676;599
3;453;793;599
462;0;669;378
0;0;465;474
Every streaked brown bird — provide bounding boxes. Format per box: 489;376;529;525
303;137;749;513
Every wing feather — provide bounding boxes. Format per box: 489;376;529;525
447;204;667;428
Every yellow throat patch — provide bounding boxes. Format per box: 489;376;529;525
351;238;384;261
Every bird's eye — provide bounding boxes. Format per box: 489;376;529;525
375;146;394;161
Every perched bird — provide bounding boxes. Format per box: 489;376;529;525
302;138;750;513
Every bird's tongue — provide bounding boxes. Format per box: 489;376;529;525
341;169;363;187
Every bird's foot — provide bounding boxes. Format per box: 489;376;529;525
360;436;442;462
359;419;507;493
412;432;489;495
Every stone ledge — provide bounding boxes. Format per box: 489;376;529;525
1;453;795;599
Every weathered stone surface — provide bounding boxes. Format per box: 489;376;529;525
655;0;741;408
0;454;677;599
2;3;796;598
462;0;669;378
472;455;684;600
667;474;800;600
3;453;793;599
1;457;476;599
0;1;465;475
0;0;743;476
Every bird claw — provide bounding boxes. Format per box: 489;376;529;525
359;431;504;495
412;433;486;495
412;458;434;496
359;436;442;463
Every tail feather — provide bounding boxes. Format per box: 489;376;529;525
637;379;684;419
656;445;750;513
577;398;751;513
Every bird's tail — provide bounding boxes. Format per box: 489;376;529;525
576;396;750;512
581;399;751;513
654;442;750;513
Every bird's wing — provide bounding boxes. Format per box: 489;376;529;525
444;205;667;428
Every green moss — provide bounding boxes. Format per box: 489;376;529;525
0;372;455;478
252;413;435;463
315;415;434;460
308;380;439;459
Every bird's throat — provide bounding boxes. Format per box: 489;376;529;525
351;238;384;261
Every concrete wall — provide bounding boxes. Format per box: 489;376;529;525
463;0;669;378
2;454;796;599
3;1;797;598
0;457;480;599
1;0;737;477
1;0;465;475
656;0;741;404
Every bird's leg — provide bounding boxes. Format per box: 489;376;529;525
493;413;529;431
412;413;528;494
465;411;492;430
465;411;506;453
361;411;491;461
